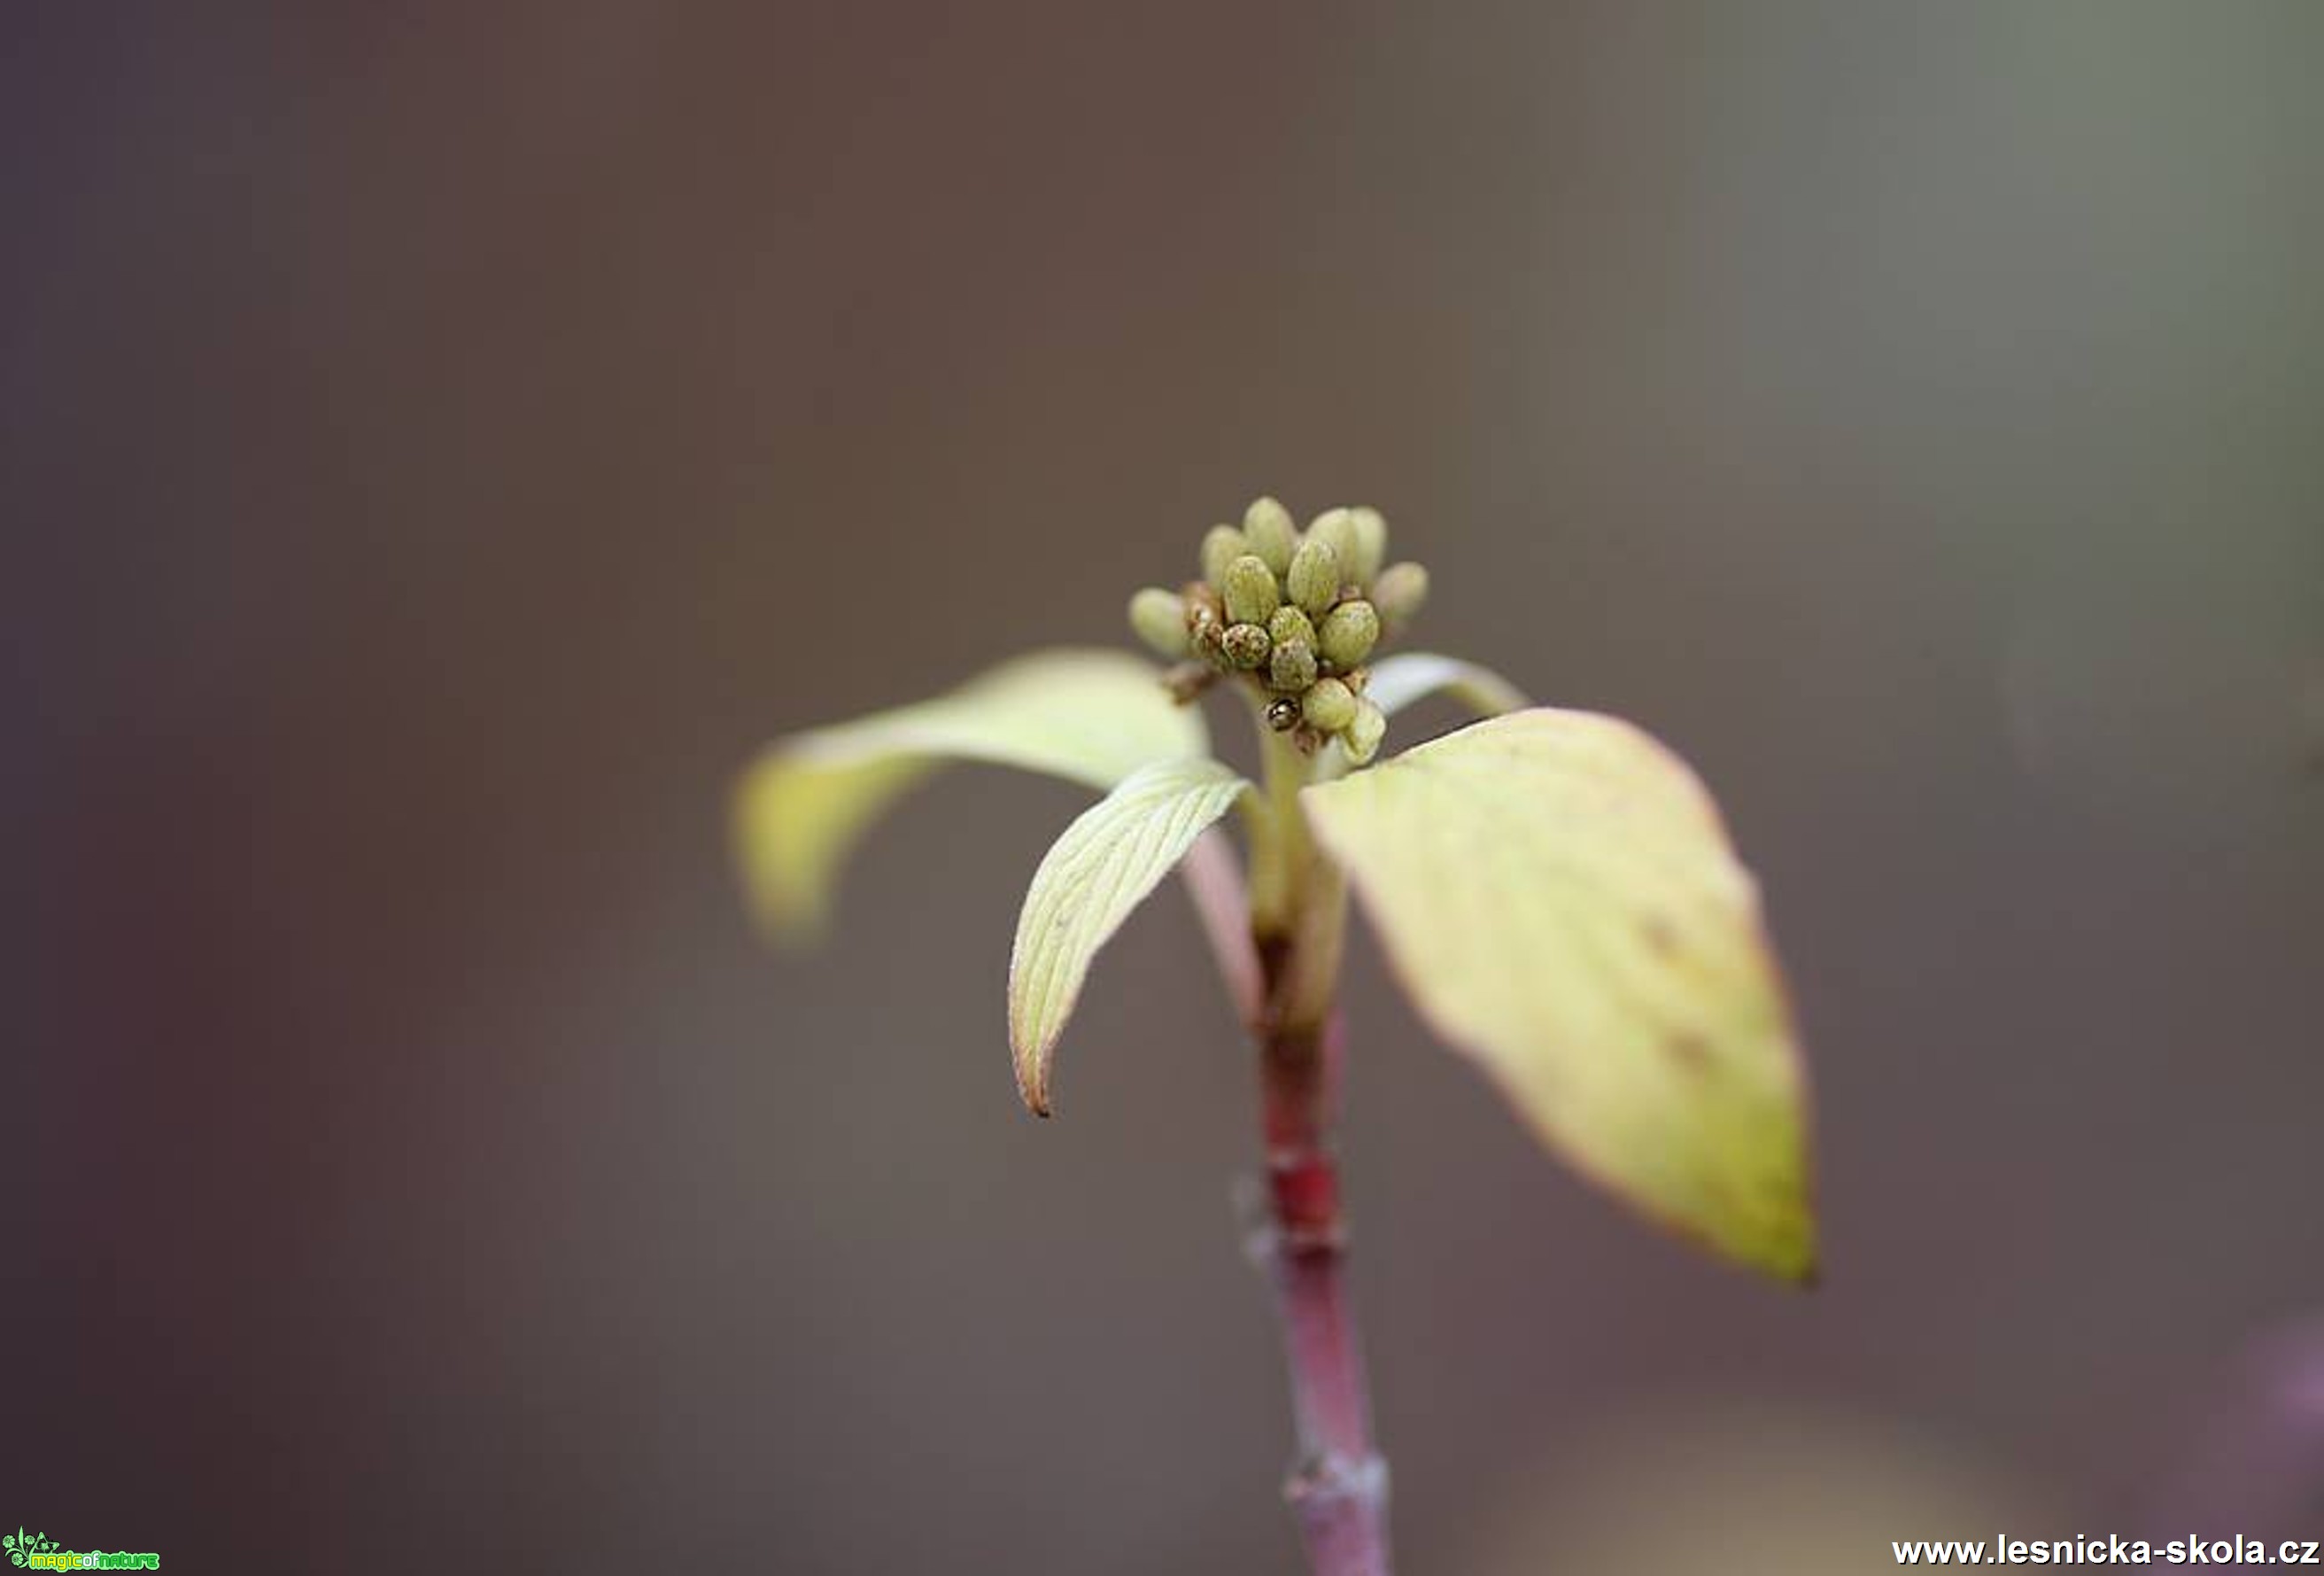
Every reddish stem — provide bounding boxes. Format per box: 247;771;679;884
1248;957;1391;1576
1185;804;1391;1572
1181;828;1264;1027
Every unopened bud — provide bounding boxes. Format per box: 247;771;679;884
1344;697;1388;765
1347;508;1388;583
1302;676;1358;734
1192;618;1229;669
1265;697;1301;732
1268;638;1318;694
1306;509;1360;583
1316;599;1380;668
1287;537;1342;617
1371;562;1429;628
1200;524;1249;588
1221;621;1271;670
1267;605;1316;651
1129;587;1189;659
1243;496;1298;576
1221;554;1282;625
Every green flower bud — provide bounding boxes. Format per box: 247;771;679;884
1301;676;1357;734
1243;496;1298;576
1128;587;1189;659
1267;605;1316;651
1221;621;1271;670
1371;561;1429;628
1306;509;1360;583
1287;537;1341;617
1200;524;1249;588
1344;697;1388;765
1221;554;1282;625
1264;697;1301;733
1316;599;1380;668
1268;638;1318;694
1347;507;1388;583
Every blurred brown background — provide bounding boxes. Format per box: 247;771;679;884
4;4;2320;1572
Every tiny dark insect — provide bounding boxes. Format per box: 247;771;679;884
1266;697;1301;732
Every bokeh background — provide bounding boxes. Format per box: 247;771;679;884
5;4;2320;1572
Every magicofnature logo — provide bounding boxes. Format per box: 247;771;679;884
2;1529;156;1570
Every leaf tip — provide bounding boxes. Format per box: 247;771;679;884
1731;1184;1820;1288
1014;1051;1055;1118
729;752;848;948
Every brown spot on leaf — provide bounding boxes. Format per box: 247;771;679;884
1668;1031;1713;1076
1642;914;1681;958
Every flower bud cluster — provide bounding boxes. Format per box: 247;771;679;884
1127;497;1429;764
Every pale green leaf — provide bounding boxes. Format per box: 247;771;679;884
1302;708;1816;1281
1361;652;1530;720
1009;757;1252;1114
735;648;1207;938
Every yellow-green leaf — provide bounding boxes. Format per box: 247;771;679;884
735;649;1207;938
1361;652;1529;720
1302;708;1816;1281
1009;757;1251;1115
